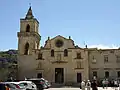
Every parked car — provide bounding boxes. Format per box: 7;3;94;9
27;78;47;90
0;82;21;90
8;81;37;90
44;80;51;88
19;81;37;90
5;82;25;90
40;78;51;88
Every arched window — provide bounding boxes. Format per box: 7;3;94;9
38;53;42;59
64;49;68;57
24;42;29;55
26;24;30;32
77;52;81;59
51;49;54;57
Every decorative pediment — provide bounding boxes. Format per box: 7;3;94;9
50;35;68;41
44;35;75;49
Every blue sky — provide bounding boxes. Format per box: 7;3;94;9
0;0;120;50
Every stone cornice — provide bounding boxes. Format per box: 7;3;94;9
17;32;41;41
51;60;68;64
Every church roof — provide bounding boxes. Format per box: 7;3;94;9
50;35;68;40
25;6;34;19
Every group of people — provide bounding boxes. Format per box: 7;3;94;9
102;79;120;89
80;80;98;90
80;79;120;90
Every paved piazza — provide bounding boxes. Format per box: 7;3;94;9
45;87;120;90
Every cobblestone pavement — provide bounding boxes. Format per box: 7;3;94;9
45;87;120;90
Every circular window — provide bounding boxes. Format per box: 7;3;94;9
55;39;64;48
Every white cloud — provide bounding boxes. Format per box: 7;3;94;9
87;44;119;49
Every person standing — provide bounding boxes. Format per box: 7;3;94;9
105;79;109;89
81;81;86;90
119;82;120;90
86;80;91;90
102;79;105;89
91;80;98;90
114;79;118;90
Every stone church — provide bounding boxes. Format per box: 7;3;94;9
17;7;120;84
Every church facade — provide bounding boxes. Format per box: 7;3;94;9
17;7;120;84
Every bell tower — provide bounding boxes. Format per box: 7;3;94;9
17;6;41;55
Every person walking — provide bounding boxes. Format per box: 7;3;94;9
5;85;10;90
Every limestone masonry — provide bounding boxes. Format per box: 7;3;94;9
17;7;120;84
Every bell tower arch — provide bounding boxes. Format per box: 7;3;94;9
17;6;41;55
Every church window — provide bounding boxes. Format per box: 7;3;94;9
55;39;64;48
26;24;30;32
51;49;54;57
38;53;42;59
24;42;29;55
104;55;108;63
116;55;120;63
64;49;68;57
77;52;81;59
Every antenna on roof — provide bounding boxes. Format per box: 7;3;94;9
83;41;85;46
83;41;87;48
